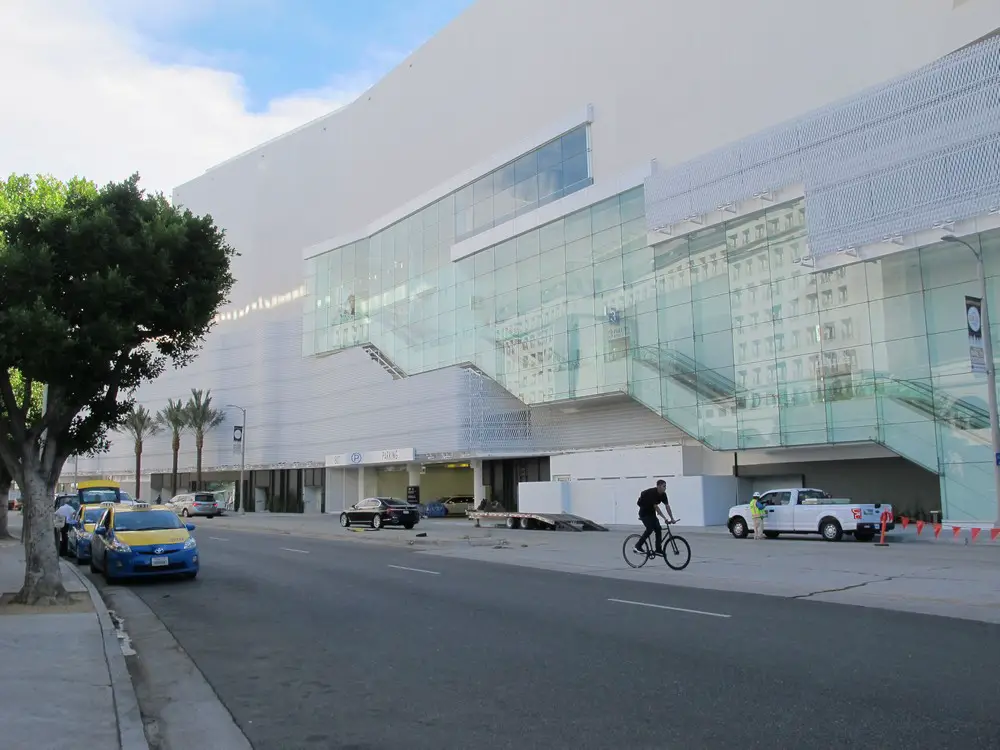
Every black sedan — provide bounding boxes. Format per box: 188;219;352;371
340;497;419;530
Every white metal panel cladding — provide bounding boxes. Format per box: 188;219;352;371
644;35;1000;256
74;305;470;476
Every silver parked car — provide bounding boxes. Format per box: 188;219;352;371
167;492;225;518
438;495;474;516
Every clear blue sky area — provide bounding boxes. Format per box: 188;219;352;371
141;0;474;110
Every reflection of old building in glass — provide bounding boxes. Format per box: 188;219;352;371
73;1;1000;522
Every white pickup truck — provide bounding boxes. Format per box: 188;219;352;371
728;488;895;542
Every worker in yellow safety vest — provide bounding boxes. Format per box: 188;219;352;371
750;492;767;540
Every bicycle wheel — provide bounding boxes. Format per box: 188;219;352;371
661;534;691;571
623;534;651;568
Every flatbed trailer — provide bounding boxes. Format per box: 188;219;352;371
467;511;608;531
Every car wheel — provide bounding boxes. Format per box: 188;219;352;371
340;513;350;528
729;517;749;539
820;518;843;542
403;523;414;530
183;572;198;581
102;555;115;584
372;514;383;530
763;530;780;539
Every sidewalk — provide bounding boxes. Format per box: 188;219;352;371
0;533;147;750
206;512;1000;624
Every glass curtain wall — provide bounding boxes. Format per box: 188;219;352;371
304;169;1000;521
630;203;1000;522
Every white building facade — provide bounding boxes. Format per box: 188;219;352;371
74;0;1000;522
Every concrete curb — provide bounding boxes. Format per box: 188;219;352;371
62;561;150;750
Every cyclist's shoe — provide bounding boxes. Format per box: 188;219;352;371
633;545;644;555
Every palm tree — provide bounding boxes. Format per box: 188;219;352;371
121;406;162;501
156;398;189;499
185;388;225;491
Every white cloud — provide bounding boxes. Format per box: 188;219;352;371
0;0;379;195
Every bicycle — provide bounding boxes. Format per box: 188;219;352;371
622;519;691;571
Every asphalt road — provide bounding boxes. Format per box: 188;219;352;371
100;528;1000;750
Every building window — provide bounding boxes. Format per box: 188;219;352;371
454;125;592;242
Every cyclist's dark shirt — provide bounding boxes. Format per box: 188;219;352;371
637;487;664;518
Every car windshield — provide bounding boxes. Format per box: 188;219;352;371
194;494;217;502
82;508;105;523
113;511;184;532
81;489;119;505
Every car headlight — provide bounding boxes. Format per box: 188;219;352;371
183;537;197;550
108;539;131;553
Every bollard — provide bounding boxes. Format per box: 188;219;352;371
874;510;890;547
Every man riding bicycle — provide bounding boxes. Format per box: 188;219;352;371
634;479;677;555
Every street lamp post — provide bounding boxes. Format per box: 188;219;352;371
225;404;247;515
942;234;1000;527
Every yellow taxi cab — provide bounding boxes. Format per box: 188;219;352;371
66;501;116;566
90;503;199;582
77;479;132;507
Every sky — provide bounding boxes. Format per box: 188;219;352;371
0;0;472;194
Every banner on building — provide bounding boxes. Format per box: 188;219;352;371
966;296;986;374
232;425;243;456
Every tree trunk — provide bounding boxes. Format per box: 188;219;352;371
14;465;69;605
171;433;180;497
0;469;12;540
195;433;204;491
134;440;142;501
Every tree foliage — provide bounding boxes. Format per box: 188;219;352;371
121;405;161;448
156;397;189;498
0;172;236;480
185;388;226;490
121;405;161;501
0;172;236;603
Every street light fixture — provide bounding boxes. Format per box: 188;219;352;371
941;234;1000;527
225;404;247;515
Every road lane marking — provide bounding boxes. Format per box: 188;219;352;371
388;564;440;576
608;598;731;619
208;536;229;541
280;547;310;554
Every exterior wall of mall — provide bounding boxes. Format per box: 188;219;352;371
71;0;1000;521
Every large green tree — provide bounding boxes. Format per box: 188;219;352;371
0;173;235;604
